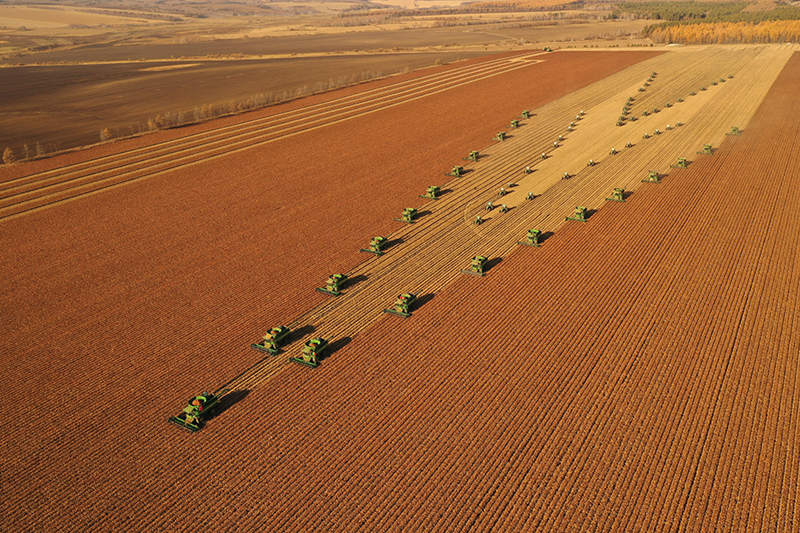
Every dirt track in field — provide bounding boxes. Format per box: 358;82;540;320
0;50;660;529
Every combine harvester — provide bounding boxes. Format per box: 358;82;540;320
316;274;347;296
169;391;225;433
518;229;543;247
291;338;328;368
251;326;291;354
606;188;626;202
360;236;387;256
384;293;416;318
420;186;441;200
566;206;588;222
462;256;488;277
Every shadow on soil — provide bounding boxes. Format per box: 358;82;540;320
384;237;404;250
320;336;351;362
485;257;503;272
212;389;250;420
285;324;316;344
342;274;367;290
413;293;435;311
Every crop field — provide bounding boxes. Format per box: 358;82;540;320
2;44;799;530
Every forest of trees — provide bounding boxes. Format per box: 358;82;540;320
616;1;800;43
646;19;800;43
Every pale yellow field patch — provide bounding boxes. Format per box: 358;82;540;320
139;63;201;72
0;5;150;28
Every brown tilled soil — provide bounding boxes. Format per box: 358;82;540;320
0;51;489;155
0;50;659;530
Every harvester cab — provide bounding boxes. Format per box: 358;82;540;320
291;338;328;367
169;392;221;432
421;185;441;199
361;235;387;256
524;165;533;174
251;325;291;354
606;187;626;202
521;110;531;119
462;255;488;276
499;204;509;213
510;119;520;128
587;159;596;167
316;273;347;296
495;131;506;141
610;147;618;155
566;206;588;222
518;228;542;247
384;293;417;318
466;150;480;162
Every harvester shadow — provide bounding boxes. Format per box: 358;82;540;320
413;293;435;311
585;209;598;219
539;231;555;243
285;324;316;345
416;210;433;219
342;274;368;290
439;188;454;196
319;336;352;362
211;389;250;420
484;257;503;272
385;237;404;250
621;190;634;201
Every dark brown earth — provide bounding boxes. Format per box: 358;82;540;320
0;50;660;530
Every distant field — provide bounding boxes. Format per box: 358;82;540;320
0;5;152;28
0;51;486;155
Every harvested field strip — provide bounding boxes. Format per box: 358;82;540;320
0;52;546;220
220;45;790;394
222;52;800;530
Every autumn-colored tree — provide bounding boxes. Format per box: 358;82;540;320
2;146;16;165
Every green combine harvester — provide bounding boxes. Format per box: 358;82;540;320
642;170;661;183
671;157;689;169
518;228;542;247
384;293;417;318
447;165;465;177
291;338;328;368
462;255;488;277
420;185;441;200
565;206;588;222
521;110;530;119
316;273;347;296
169;391;224;433
698;144;713;155
251;325;291;354
727;126;742;135
606;188;626;202
495;131;506;141
465;150;480;162
510;119;520;128
360;235;387;256
396;207;417;223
